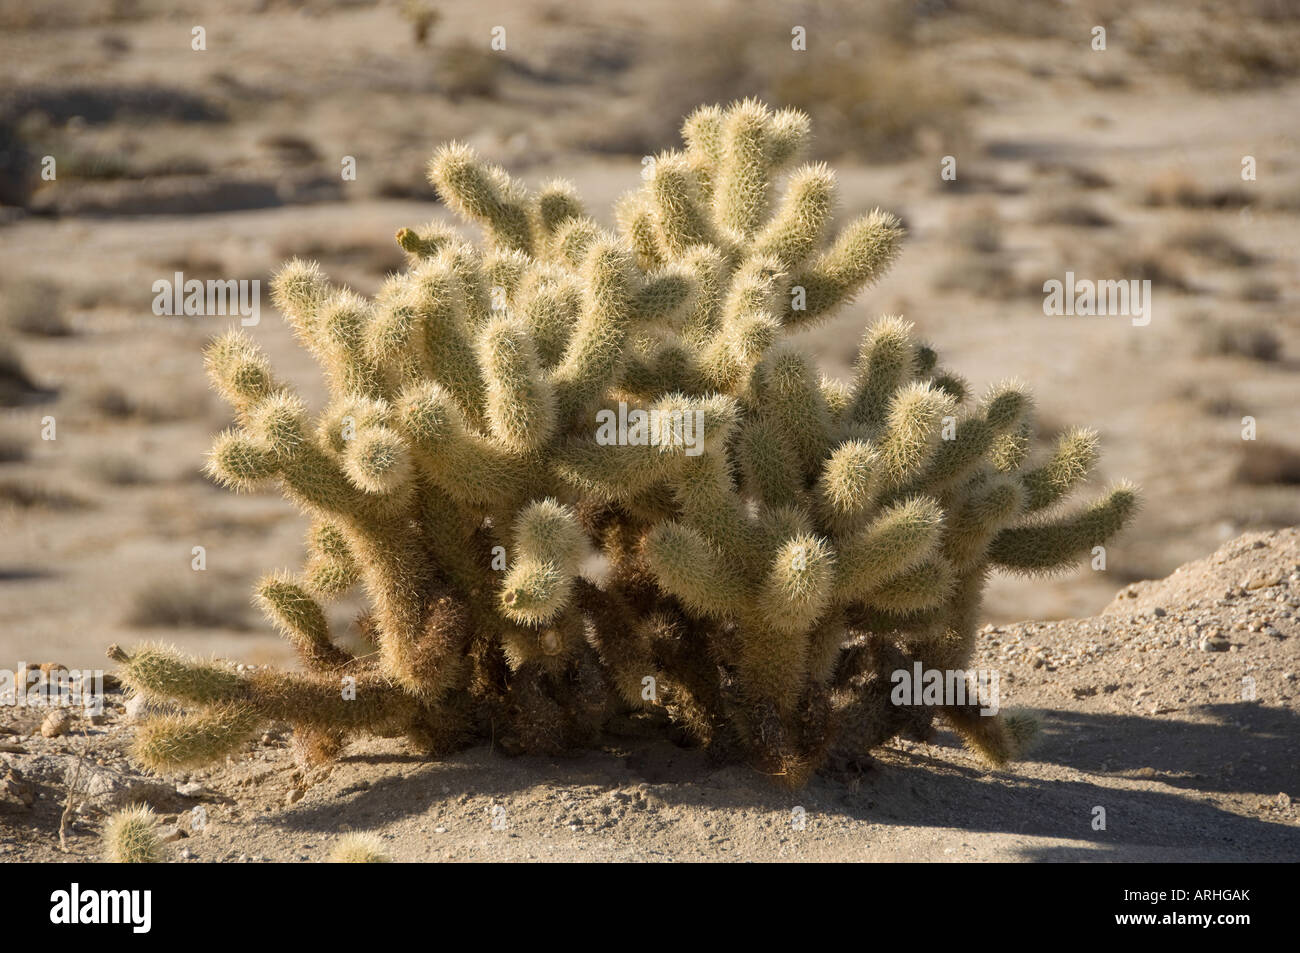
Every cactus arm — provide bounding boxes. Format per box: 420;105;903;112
988;483;1140;573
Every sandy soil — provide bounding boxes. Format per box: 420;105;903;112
2;528;1295;863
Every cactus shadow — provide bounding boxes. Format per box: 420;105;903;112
824;705;1300;860
1031;704;1300;797
266;708;1300;861
1014;845;1147;862
827;749;1300;860
271;743;711;835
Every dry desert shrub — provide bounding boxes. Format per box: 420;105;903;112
1234;442;1300;487
1;277;71;337
125;574;254;631
436;41;503;101
82;453;155;487
1165;228;1257;268
1031;201;1113;229
1141;170;1252;211
1191;315;1283;363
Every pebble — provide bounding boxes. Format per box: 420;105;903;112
1;767;35;811
40;710;71;739
176;781;207;798
74;763;174;810
1245;572;1281;590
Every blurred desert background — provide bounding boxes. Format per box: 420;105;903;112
1;0;1297;672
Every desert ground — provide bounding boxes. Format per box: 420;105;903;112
0;0;1297;861
3;529;1297;862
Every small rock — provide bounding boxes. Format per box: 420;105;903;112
157;825;186;843
434;826;448;834
0;768;35;812
75;763;175;810
1278;792;1292;809
1245;572;1281;590
285;788;304;806
41;709;71;738
1152;607;1167;617
176;781;207;798
1199;636;1231;653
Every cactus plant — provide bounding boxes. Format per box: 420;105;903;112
109;99;1137;787
328;832;391;863
102;804;165;863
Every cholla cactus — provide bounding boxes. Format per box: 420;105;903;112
328;832;391;863
102;804;165;863
109;100;1137;786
